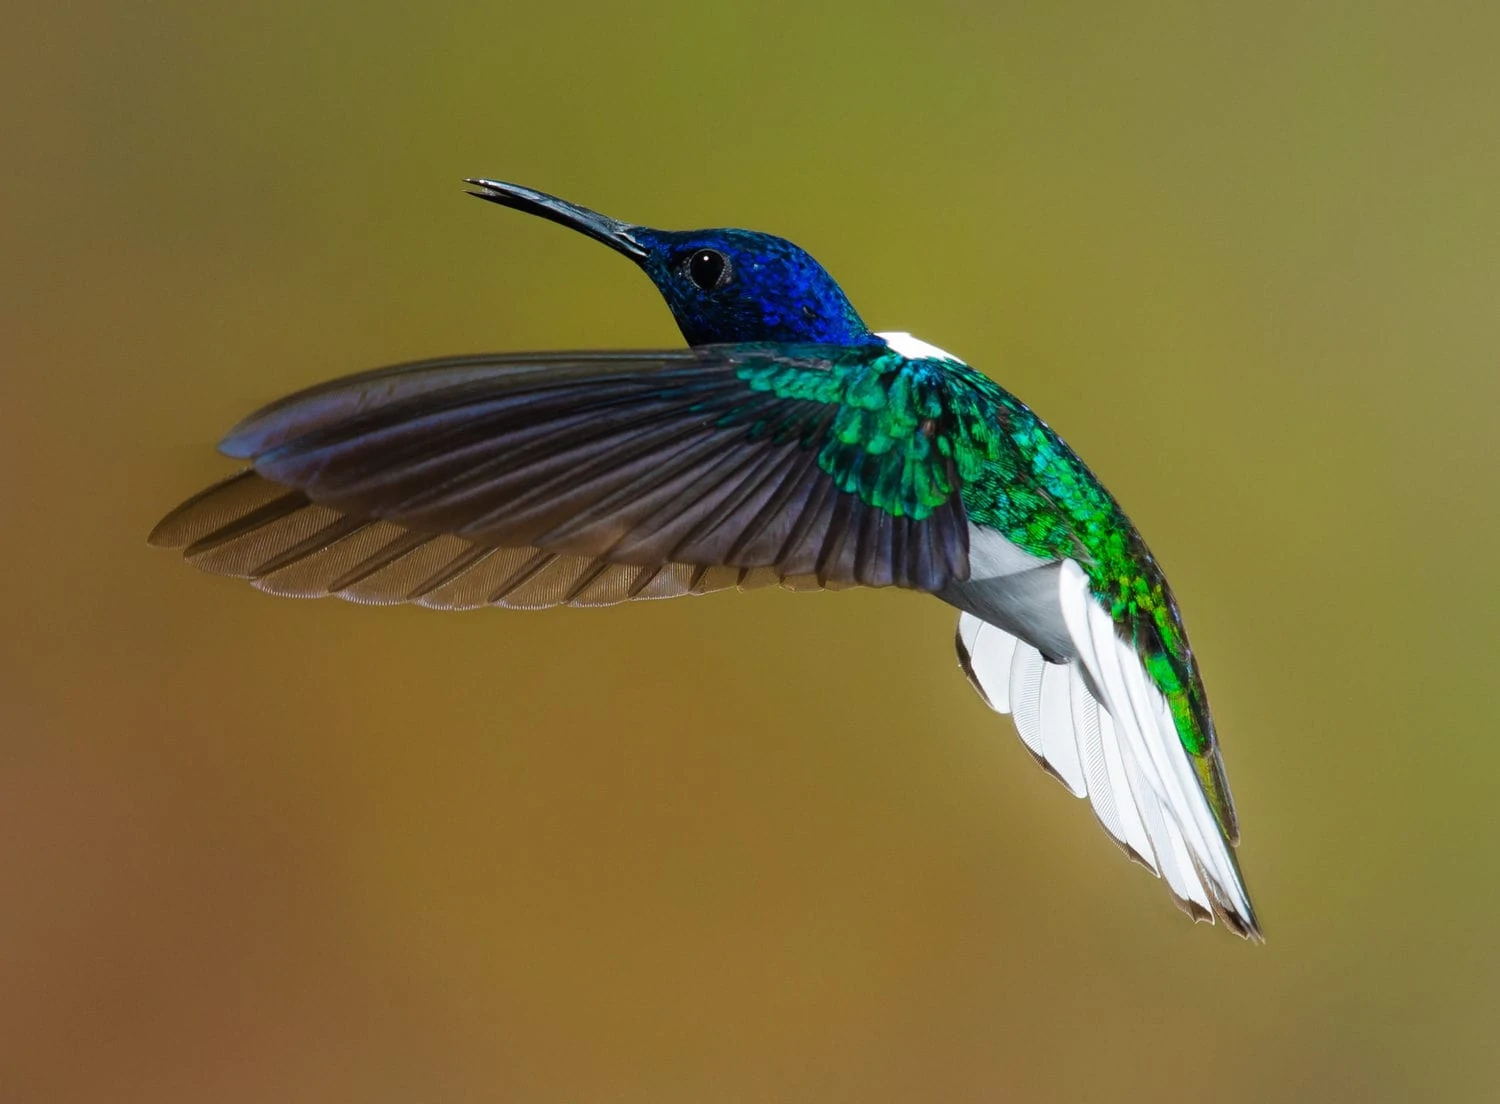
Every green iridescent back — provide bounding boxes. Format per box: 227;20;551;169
730;345;1232;832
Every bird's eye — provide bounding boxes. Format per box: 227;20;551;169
685;249;731;291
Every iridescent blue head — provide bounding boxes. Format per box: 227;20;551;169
467;179;877;347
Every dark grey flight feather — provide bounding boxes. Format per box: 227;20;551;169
150;347;973;603
148;469;827;609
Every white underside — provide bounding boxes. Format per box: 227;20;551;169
967;524;1054;580
956;559;1253;929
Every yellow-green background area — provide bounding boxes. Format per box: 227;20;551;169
4;3;1497;1101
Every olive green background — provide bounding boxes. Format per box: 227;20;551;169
4;2;1498;1101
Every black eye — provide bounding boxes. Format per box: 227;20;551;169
685;249;730;291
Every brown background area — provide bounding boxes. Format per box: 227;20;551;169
4;2;1499;1101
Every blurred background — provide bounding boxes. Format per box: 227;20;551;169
4;2;1498;1101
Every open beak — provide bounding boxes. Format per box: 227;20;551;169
465;178;648;260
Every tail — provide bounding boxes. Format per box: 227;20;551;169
954;563;1260;939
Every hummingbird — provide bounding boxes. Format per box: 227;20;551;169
150;179;1260;939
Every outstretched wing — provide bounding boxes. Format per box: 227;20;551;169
150;345;979;602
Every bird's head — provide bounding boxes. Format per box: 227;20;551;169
466;179;876;347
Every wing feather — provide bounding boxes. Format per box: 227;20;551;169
152;471;837;610
156;347;973;593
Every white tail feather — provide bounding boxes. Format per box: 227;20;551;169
1040;660;1086;796
1010;643;1047;757
954;563;1256;935
1055;560;1254;928
1096;711;1156;870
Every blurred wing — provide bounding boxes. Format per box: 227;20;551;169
151;346;975;598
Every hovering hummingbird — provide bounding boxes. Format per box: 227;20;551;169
150;179;1259;938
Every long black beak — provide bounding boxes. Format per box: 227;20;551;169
465;178;648;260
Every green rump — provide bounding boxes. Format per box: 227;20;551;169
731;348;1223;797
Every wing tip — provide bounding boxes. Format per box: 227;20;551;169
146;515;185;549
218;432;255;460
219;410;282;459
147;469;259;549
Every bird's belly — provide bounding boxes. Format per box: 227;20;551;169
967;525;1052;581
941;526;1075;663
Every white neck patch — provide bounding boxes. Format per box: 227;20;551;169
876;331;963;363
